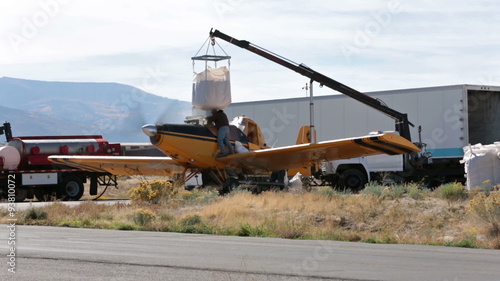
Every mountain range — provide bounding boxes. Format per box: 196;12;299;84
0;77;191;142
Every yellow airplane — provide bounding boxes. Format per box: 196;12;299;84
49;116;420;192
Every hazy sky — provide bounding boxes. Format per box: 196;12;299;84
1;0;499;103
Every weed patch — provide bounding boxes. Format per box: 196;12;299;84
446;236;478;248
24;208;48;221
468;192;500;237
437;182;468;201
361;182;428;200
8;180;500;249
362;182;384;197
129;180;179;204
112;223;138;230
237;223;268;237
178;190;219;205
133;208;156;226
177;215;214;234
383;185;406;199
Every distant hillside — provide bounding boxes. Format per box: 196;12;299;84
0;77;191;142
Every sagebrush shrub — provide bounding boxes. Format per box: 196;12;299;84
468;192;500;237
437;182;468;201
128;180;178;204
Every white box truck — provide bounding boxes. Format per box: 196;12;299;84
226;84;500;189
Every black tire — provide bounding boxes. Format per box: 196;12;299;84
58;176;84;201
220;178;239;195
14;187;28;202
340;169;367;192
270;170;287;190
34;186;58;202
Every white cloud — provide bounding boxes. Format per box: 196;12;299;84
1;0;499;103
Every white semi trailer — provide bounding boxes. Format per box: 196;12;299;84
225;84;500;189
210;29;500;190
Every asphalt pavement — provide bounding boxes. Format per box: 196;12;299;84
1;225;499;280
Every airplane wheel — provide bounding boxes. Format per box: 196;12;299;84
220;178;239;195
340;169;367;192
58;176;84;201
270;170;287;190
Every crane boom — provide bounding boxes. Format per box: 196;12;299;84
209;29;414;141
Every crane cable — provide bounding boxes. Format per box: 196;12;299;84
192;36;231;74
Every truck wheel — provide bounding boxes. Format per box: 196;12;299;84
340;169;367;192
34;187;57;202
58;176;84;201
15;188;28;202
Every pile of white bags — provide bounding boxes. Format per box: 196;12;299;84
462;143;500;190
192;66;231;110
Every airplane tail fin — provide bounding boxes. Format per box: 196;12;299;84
296;126;316;144
290;126;318;177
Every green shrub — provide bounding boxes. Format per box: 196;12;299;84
128;180;178;204
178;215;213;234
361;235;397;244
237;224;268;237
58;218;93;228
113;223;138;230
133;208;156;226
178;190;219;205
24;208;48;220
180;215;202;226
468;192;500;237
383;184;406;199
361;182;385;197
406;183;428;200
446;237;477;248
437;182;468;201
228;186;252;195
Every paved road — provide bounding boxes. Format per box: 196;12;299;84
0;225;499;281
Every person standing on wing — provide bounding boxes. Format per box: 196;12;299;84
207;109;234;157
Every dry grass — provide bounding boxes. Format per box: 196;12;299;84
81;176;164;200
196;192;475;245
2;181;499;249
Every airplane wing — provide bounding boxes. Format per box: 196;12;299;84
217;132;420;172
48;155;187;176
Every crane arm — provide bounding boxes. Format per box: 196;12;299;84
209;29;413;141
